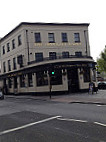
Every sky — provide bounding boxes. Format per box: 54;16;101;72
0;0;106;61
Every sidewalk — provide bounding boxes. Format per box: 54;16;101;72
51;90;106;105
5;90;106;105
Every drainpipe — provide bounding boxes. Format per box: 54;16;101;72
26;30;30;63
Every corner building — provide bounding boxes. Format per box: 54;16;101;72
0;22;97;94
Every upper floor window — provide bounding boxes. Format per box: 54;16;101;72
8;60;11;71
18;35;22;46
2;46;5;54
49;52;56;60
35;33;41;43
7;43;10;52
13;57;17;70
61;33;68;42
12;39;15;49
3;62;6;73
74;33;80;43
62;51;69;58
35;53;43;62
48;33;55;43
75;51;82;57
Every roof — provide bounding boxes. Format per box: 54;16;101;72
0;22;89;42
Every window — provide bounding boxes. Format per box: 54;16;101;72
7;43;10;52
74;33;80;42
8;60;11;71
48;33;55;43
49;52;56;60
13;57;16;70
75;52;82;57
18;35;22;46
62;52;69;58
28;73;33;87
3;62;6;73
35;53;43;62
49;69;62;85
14;76;17;88
61;33;68;42
8;78;12;88
20;75;25;87
2;46;5;54
12;39;15;49
36;71;48;86
35;33;41;43
83;68;90;82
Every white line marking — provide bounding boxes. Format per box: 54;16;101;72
0;115;61;136
57;117;87;123
94;122;106;127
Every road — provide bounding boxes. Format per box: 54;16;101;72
0;96;106;142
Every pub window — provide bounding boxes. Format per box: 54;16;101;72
8;60;11;71
12;39;15;49
74;33;80;43
28;73;33;87
7;43;10;52
48;33;55;43
83;68;91;82
50;69;62;85
2;46;5;54
8;78;12;88
35;33;41;43
35;53;43;62
18;35;22;46
3;62;6;73
61;33;68;42
62;52;69;58
36;71;48;86
20;75;25;88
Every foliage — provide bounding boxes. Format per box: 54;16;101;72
97;47;106;73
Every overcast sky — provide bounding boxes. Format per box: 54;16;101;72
0;0;105;61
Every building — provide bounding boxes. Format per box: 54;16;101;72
0;22;97;94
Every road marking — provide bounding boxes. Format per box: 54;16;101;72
57;117;87;123
94;122;106;127
0;115;61;136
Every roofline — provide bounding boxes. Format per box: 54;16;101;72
0;22;90;42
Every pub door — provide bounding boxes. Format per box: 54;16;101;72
67;67;79;92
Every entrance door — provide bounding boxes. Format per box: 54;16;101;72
67;67;79;92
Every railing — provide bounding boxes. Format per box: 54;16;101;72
28;55;93;65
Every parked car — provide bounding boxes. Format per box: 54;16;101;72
98;81;106;89
0;92;4;100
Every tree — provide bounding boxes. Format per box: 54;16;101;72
97;47;106;73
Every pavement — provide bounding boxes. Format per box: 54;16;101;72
5;90;106;105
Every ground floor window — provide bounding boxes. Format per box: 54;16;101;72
28;73;33;87
83;68;90;82
50;69;62;85
8;78;12;88
20;75;25;87
14;76;17;88
36;71;48;86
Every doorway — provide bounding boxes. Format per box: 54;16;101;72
67;67;79;92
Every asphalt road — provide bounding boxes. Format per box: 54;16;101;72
0;97;106;142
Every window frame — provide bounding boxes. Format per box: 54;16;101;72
74;33;80;43
61;33;68;42
48;33;55;43
18;35;22;46
35;32;41;43
7;43;10;52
